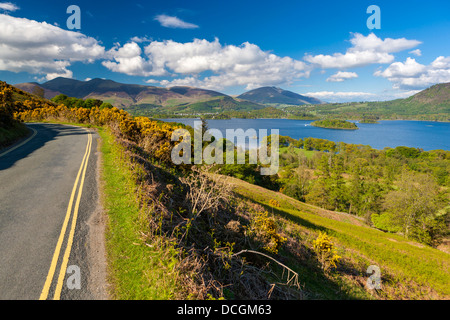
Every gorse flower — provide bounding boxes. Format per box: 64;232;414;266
313;231;341;271
248;211;286;254
268;199;280;207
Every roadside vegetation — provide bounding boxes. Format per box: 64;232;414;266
2;80;449;299
0;83;30;147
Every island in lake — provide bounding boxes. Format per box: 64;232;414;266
310;119;359;130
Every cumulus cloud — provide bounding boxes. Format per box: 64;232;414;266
154;15;199;29
0;14;105;80
326;71;358;82
102;42;153;77
409;49;422;57
144;79;159;84
305;33;421;69
0;2;19;12
103;38;312;90
130;36;152;43
374;56;450;89
304;91;376;102
374;57;426;78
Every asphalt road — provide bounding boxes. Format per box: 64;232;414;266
0;123;107;300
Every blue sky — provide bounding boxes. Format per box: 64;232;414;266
0;0;449;102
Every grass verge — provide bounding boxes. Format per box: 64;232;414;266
0;122;30;148
98;127;183;299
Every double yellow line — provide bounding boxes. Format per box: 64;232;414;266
39;130;92;300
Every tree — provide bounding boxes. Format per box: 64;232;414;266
51;94;68;104
99;102;113;109
84;98;103;109
347;165;384;221
382;170;446;246
293;166;312;202
305;177;332;210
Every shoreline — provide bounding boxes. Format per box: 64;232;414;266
157;117;450;123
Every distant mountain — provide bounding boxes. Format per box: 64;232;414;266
15;80;322;109
14;78;266;112
237;86;323;105
14;82;61;100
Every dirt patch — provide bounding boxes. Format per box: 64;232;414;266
437;238;450;254
86;135;109;300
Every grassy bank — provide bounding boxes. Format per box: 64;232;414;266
0;122;30;149
98;127;184;299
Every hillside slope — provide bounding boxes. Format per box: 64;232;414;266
306;82;450;121
224;174;450;299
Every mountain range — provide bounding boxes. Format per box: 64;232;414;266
14;78;323;111
12;78;450;121
237;86;323;105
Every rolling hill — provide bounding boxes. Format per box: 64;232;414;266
237;86;323;105
15;78;234;109
297;82;450;121
14;78;322;114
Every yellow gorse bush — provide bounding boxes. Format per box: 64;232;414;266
0;81;187;165
249;211;286;254
313;231;341;271
268;199;280;207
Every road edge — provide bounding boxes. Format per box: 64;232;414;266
86;128;110;300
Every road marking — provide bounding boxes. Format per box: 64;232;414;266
53;131;92;300
0;126;37;158
39;129;92;300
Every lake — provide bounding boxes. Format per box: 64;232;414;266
160;118;450;151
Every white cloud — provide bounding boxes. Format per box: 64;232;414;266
45;68;73;81
409;49;422;57
102;42;153;77
305;33;421;69
154;15;199;29
326;71;358;82
390;89;421;99
375;56;450;89
349;33;421;53
103;38;312;90
0;14;105;80
144;79;159;84
0;2;19;12
304;91;376;102
130;36;152;43
374;57;426;78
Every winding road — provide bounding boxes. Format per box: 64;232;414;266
0;123;107;300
